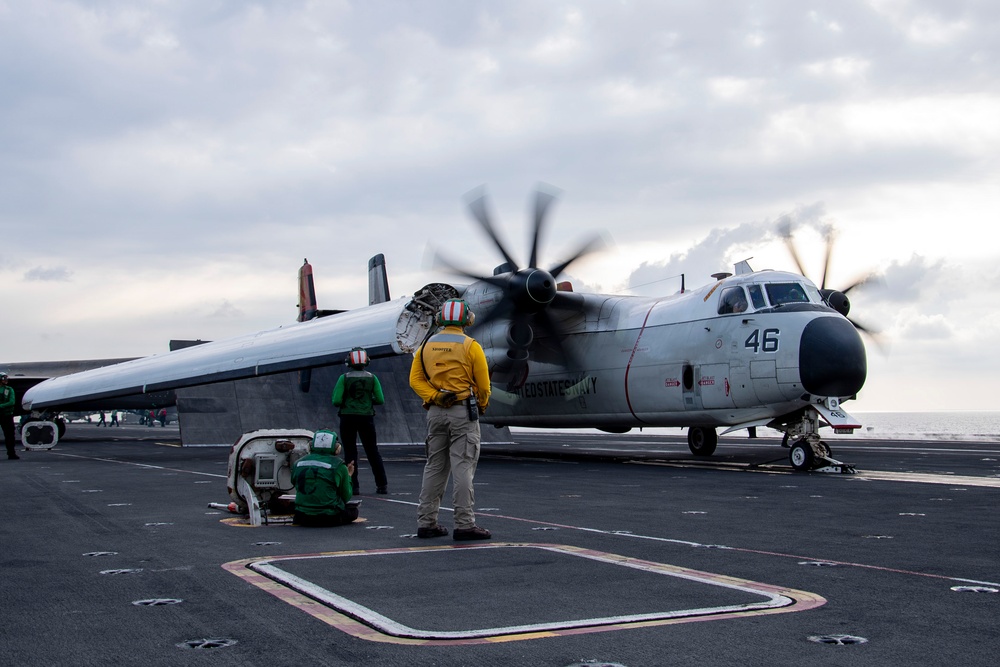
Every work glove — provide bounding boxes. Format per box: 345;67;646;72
433;391;458;408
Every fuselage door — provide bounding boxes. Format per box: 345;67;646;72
699;363;734;409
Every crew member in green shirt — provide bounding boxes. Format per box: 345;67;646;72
291;429;358;526
1;372;19;460
332;347;388;495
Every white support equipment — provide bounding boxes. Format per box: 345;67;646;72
21;420;59;451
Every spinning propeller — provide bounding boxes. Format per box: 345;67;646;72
437;186;605;371
780;223;883;345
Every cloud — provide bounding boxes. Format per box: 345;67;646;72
209;299;244;320
867;255;945;304
896;312;954;340
23;266;73;282
623;203;830;295
1;0;999;413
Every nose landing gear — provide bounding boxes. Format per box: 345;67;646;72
781;409;857;474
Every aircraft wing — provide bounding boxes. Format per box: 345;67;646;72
23;297;424;411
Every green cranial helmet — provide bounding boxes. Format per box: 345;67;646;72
436;299;475;327
311;429;342;455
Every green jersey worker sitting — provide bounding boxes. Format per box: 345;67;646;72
291;429;359;527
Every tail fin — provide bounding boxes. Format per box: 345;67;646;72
368;253;390;305
297;254;390;392
297;259;318;392
297;258;319;322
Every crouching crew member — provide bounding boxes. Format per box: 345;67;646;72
291;429;359;526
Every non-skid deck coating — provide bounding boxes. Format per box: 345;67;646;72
4;423;1000;666
223;542;824;643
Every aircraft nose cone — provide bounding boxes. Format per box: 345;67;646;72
799;316;867;397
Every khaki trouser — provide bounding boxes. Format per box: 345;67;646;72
417;404;481;530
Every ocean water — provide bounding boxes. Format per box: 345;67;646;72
840;412;1000;442
739;411;1000;442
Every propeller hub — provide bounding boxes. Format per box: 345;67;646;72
821;289;851;317
516;269;557;311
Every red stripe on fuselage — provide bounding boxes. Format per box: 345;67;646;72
623;304;658;424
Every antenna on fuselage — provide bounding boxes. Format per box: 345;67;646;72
734;258;754;275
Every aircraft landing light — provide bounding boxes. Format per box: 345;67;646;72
222;543;825;645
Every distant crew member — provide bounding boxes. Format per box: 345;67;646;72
409;299;491;541
97;411;107;427
110;411;119;427
332;347;388;495
1;372;18;460
291;429;359;526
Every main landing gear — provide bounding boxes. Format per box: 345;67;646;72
687;426;718;457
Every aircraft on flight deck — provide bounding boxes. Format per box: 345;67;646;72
22;187;874;471
2;359;176;440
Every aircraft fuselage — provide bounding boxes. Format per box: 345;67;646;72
468;269;867;431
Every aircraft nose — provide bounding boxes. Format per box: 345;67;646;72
799;316;867;397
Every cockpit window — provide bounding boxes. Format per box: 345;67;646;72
765;282;809;306
718;286;749;314
747;285;766;309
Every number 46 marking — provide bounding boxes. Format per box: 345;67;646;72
745;328;780;353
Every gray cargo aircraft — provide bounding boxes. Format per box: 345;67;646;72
23;188;872;471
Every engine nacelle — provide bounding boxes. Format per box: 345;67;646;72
475;319;535;391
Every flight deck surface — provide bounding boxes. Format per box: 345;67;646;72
4;424;999;666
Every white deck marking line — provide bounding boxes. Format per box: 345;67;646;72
230;543;823;643
48;451;226;478
631;459;1000;486
377;498;1000;587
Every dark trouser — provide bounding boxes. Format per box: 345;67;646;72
1;415;16;457
339;414;388;491
293;505;359;526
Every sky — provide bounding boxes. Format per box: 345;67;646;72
2;0;998;413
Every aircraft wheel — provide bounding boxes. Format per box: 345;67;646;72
687;427;718;456
789;440;814;471
55;417;67;439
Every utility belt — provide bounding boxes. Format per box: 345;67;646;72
429;392;479;422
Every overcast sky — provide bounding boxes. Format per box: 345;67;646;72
2;1;998;413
